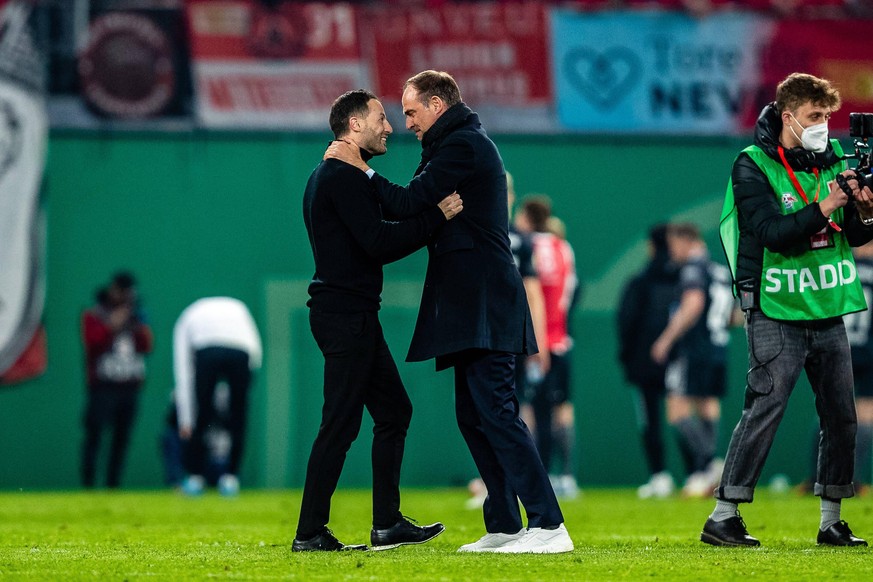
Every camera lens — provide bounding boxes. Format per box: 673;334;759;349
850;112;873;138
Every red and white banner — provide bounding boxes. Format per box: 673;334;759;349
0;0;47;385
367;1;552;115
187;0;368;129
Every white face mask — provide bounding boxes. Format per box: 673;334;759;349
789;113;829;153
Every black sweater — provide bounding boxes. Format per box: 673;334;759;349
303;158;445;313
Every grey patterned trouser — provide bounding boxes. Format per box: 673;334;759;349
717;309;857;502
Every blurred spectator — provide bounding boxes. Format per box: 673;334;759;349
617;225;678;498
80;271;152;489
173;297;262;497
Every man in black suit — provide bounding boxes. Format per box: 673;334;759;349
327;71;572;554
293;89;462;552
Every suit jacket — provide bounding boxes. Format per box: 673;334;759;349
371;103;536;369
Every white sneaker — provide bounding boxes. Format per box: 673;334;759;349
682;471;713;498
707;458;725;486
491;523;574;554
458;530;525;552
559;474;579;500
218;474;240;497
465;478;487;510
181;475;205;496
637;471;674;499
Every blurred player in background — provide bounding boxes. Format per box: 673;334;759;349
650;223;736;498
617;224;678;498
515;196;580;499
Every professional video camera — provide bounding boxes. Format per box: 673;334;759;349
843;112;873;192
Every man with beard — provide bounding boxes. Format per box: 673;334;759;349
293;90;463;552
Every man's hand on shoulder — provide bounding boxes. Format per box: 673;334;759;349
324;139;370;172
438;192;463;221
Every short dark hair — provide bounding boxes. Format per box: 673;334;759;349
775;73;841;114
521;195;552;233
648;223;669;253
329;89;377;139
404;70;461;108
112;271;136;289
667;222;701;241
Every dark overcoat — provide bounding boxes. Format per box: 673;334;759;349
371;103;537;369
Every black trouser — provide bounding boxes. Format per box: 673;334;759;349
529;351;571;473
454;350;564;533
81;383;140;488
296;310;412;539
635;378;667;476
184;346;252;477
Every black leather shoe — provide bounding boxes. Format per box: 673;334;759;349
292;527;368;552
817;521;868;547
370;516;445;550
700;516;761;547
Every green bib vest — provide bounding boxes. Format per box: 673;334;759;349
719;139;866;320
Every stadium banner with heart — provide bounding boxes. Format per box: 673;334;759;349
551;9;873;134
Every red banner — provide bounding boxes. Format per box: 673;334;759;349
752;19;873;133
186;0;366;128
367;1;552;108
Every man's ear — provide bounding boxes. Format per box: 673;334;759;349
349;116;361;133
430;95;444;114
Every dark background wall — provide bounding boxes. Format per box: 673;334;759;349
0;130;823;490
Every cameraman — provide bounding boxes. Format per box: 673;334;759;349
81;271;152;488
701;73;873;547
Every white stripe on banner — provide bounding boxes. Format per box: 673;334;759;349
0;1;47;375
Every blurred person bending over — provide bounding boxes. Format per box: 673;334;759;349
515;196;580;499
80;271;152;488
617;225;679;498
650;223;736;498
326;71;572;554
703;73;873;547
294;89;461;552
174;297;262;497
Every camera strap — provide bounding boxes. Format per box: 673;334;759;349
778;146;841;232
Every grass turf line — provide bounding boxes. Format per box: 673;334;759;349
1;488;872;580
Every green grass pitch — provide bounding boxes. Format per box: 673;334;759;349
2;487;872;580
